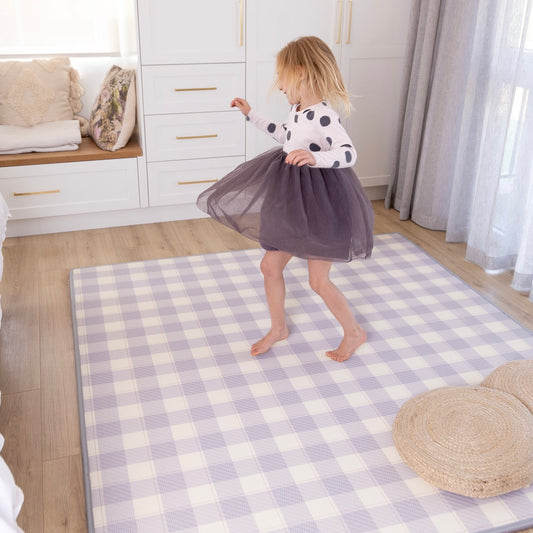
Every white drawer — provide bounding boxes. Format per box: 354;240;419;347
0;159;139;219
147;156;243;207
145;112;244;162
142;64;245;115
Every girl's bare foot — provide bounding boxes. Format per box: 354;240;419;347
251;326;289;356
326;327;367;362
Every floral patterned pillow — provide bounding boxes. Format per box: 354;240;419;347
89;66;136;151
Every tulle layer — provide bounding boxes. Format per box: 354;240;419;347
197;148;374;262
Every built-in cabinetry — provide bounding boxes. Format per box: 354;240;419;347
0;137;143;237
137;0;246;213
246;0;340;157
246;0;411;191
339;0;411;190
0;1;412;237
0;158;139;220
136;0;411;207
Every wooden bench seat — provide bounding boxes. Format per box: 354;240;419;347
0;134;142;168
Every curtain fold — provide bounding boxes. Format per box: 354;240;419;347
387;0;533;299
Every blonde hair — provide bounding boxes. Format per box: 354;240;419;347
275;36;351;116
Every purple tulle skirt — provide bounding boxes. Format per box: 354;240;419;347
197;148;374;262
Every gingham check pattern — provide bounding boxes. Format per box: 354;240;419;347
71;233;533;533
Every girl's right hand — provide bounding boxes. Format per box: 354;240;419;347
231;97;251;116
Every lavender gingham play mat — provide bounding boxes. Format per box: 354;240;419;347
70;233;533;533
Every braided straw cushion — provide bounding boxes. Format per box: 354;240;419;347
392;386;533;498
481;360;533;414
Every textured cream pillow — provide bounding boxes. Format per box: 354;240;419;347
0;57;84;127
89;66;136;151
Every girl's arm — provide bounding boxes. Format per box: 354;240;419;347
246;109;287;144
230;97;287;144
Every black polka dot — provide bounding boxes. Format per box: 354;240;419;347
294;114;299;123
267;123;276;133
287;130;291;140
345;151;352;163
332;161;340;168
307;111;315;120
246;116;250;121
341;144;352;148
326;137;332;145
322;102;327;106
309;143;321;152
320;116;331;127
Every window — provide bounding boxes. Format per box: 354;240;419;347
492;3;532;241
0;0;123;57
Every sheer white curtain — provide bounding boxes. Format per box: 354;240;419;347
386;0;533;300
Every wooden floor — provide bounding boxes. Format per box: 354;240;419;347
0;201;532;533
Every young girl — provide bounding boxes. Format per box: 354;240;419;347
197;36;374;362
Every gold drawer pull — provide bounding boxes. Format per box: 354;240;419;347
336;0;343;44
346;0;353;44
174;87;217;92
239;0;244;47
14;189;60;197
178;179;218;185
176;134;218;140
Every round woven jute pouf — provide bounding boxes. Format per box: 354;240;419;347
392;386;533;498
481;360;533;414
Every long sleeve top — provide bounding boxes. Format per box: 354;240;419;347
246;101;357;169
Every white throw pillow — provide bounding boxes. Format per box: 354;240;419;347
0;57;84;127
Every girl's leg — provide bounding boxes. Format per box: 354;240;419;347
307;259;366;362
251;250;293;356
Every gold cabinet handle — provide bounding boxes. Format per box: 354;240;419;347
178;179;218;185
174;87;217;92
176;134;218;140
346;0;353;44
239;0;244;47
13;189;60;197
336;0;344;44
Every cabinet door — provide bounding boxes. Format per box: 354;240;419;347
338;0;411;189
138;0;246;65
246;0;339;158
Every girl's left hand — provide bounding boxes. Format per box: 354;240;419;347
285;149;316;166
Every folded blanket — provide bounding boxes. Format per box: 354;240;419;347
0;120;81;155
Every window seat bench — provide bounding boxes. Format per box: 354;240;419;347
0;134;146;237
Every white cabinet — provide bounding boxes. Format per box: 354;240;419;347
135;0;411;217
0;159;140;220
137;0;246;209
337;0;412;188
137;0;245;64
245;0;411;191
246;0;339;157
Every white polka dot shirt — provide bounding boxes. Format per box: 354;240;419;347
247;101;357;169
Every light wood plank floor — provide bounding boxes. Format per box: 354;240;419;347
0;201;532;533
